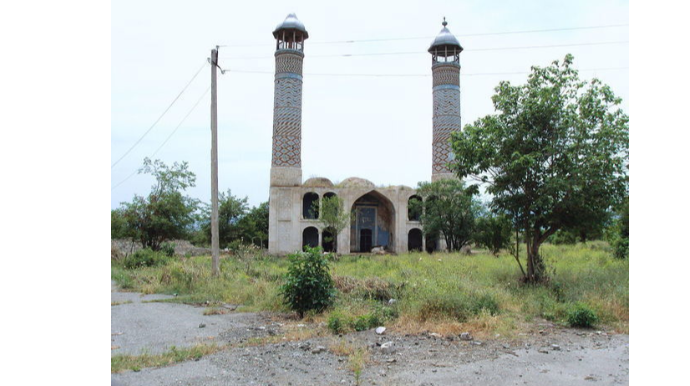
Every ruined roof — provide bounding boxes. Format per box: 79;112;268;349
303;177;334;188
339;177;375;189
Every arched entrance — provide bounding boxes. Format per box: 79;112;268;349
322;227;336;252
408;228;423;252
302;227;319;249
350;191;396;253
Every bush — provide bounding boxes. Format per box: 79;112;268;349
161;242;176;257
613;238;629;259
123;248;169;269
280;247;336;318
567;302;598;328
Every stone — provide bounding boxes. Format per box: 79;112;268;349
430;333;442;339
311;346;326;354
551;344;561;351
199;323;206;328
376;327;386;335
460;332;473;341
538;348;549;354
380;341;396;354
388;299;397;305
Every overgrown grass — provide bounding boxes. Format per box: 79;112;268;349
111;343;223;373
112;242;629;336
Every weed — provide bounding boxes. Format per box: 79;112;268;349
111;343;223;373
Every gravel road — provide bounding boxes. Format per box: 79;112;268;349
111;281;629;386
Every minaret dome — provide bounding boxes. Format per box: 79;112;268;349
428;18;463;64
273;13;309;51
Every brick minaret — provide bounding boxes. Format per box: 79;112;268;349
270;13;308;187
429;19;463;182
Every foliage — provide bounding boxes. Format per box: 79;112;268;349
237;201;269;248
200;190;249;248
118;158;200;251
280;247;336;318
567;302;599;328
160;242;176;257
313;195;350;252
451;54;629;282
608;196;629;259
413;179;482;251
474;213;513;255
111;209;129;239
123;248;170;269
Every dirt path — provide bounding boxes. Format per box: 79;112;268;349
111;282;629;386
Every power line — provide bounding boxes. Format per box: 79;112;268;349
227;67;628;78
220;40;628;60
111;61;207;169
111;85;211;191
219;23;628;47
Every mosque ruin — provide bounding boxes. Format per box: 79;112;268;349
268;14;463;255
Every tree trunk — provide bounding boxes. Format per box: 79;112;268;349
526;239;545;283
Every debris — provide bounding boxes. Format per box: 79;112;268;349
199;323;206;328
311;346;326;354
380;341;396;354
376;327;387;335
460;332;473;341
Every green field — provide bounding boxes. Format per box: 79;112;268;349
112;242;628;337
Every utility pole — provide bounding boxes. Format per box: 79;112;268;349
210;47;220;276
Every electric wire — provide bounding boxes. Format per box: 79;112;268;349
111;85;211;191
111;61;207;169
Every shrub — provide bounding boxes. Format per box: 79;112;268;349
327;311;349;334
419;291;499;322
613;238;629;259
567;302;598;328
280;247;336;318
161;242;176;257
123;248;169;269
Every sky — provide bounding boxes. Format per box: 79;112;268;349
111;0;629;210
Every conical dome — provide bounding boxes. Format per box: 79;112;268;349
428;19;462;53
273;13;309;39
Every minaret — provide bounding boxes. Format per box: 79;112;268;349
270;13;308;187
428;18;463;182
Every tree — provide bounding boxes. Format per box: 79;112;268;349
313;195;350;252
111;209;128;239
414;179;481;252
199;190;248;248
451;54;629;282
237;201;269;248
119;158;199;251
474;212;512;255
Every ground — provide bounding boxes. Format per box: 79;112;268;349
111;281;629;386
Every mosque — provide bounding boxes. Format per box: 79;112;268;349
267;14;463;255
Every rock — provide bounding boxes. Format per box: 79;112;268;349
471;341;482;346
460;332;473;341
311;346;326;354
430;333;442;339
551;344;561;351
380;341;396;354
376;327;386;335
388;299;397;305
199;323;206;328
538;348;549;354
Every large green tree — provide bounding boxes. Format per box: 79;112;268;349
119;158;199;251
451;54;629;282
199;190;249;248
414;179;481;252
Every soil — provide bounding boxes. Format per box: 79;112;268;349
111;281;629;386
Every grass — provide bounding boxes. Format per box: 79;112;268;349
111;300;132;306
112;242;629;337
111;343;224;373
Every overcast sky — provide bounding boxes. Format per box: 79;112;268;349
111;0;629;209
